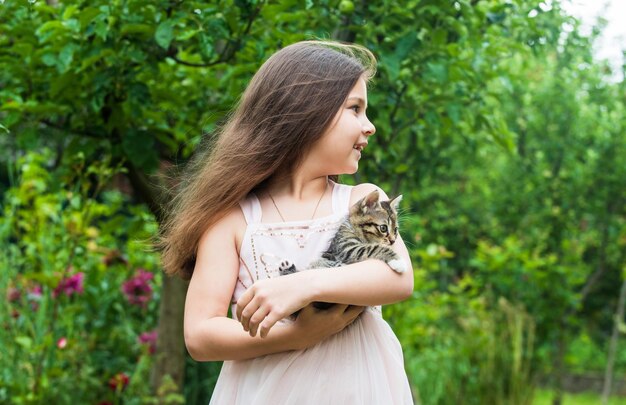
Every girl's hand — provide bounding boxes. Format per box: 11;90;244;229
236;274;313;338
291;304;365;349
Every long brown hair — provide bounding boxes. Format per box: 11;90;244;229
159;40;376;279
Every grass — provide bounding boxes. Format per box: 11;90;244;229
533;389;626;405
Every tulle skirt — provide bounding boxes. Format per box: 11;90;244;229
209;307;414;404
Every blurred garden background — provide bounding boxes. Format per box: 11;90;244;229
1;0;625;404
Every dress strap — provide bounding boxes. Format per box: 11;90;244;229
331;182;353;215
238;193;262;225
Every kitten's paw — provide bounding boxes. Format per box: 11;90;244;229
279;260;297;276
387;259;407;273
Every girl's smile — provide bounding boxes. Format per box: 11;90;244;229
353;141;368;159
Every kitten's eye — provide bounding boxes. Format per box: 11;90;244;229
378;225;388;233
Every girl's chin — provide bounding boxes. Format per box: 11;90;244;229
345;164;359;175
328;160;359;176
330;167;358;176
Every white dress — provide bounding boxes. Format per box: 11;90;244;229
209;182;414;404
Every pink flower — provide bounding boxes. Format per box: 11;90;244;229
57;337;67;349
108;372;130;391
28;285;42;298
7;287;20;302
138;330;158;354
53;273;84;298
28;284;43;311
121;269;153;307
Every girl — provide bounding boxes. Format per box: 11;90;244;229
160;40;414;403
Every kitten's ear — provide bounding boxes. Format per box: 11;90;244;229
389;195;403;211
361;190;379;212
350;190;380;215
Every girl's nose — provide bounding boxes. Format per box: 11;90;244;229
363;117;376;136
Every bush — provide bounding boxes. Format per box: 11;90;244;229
0;150;172;403
386;241;536;405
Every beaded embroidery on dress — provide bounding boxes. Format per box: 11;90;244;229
210;181;414;404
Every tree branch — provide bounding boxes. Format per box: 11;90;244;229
124;161;167;224
165;4;263;68
40;119;107;140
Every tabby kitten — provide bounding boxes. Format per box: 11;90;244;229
279;190;406;309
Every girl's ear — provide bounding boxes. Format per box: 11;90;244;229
389;195;403;211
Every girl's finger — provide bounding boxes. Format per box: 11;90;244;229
248;306;270;338
346;306;365;322
258;312;283;339
329;303;349;313
239;298;262;332
344;305;365;315
235;289;253;323
299;304;316;316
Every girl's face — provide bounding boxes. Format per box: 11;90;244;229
307;77;376;175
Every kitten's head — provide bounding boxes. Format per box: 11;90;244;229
349;190;402;245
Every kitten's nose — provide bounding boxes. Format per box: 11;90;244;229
388;236;396;245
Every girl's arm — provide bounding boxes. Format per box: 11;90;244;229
184;206;364;361
237;183;414;338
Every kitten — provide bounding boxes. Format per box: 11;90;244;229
279;189;407;309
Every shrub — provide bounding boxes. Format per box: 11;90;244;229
0;150;170;403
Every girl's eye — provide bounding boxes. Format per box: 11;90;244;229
350;105;360;113
378;225;388;233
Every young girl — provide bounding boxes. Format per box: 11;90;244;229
160;40;414;403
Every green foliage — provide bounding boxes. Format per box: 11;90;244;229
387;247;536;405
0;151;161;403
534;389;626;405
0;0;349;172
380;3;626;402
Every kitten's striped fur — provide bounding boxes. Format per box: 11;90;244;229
279;190;406;308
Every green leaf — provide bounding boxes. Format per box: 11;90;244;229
426;62;448;84
446;103;461;125
58;43;77;73
395;32;417;61
93;14;109;40
155;20;175;49
79;49;114;71
199;33;215;59
432;29;448;47
120;23;154;38
177;28;200;41
41;53;57;67
78;7;102;29
122;130;158;171
395;163;409;174
15;336;32;349
35;21;64;40
64;18;80;33
385;55;401;81
62;5;79;20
